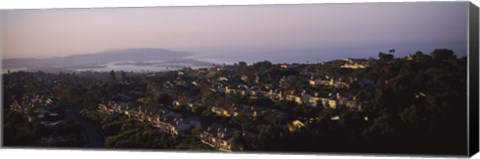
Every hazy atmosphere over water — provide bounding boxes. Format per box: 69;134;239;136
1;2;468;63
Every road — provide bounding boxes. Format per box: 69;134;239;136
65;106;105;148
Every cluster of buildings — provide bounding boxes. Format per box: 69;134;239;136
308;76;351;89
210;81;364;110
9;94;84;146
98;101;198;135
202;66;368;111
96;61;374;151
10;94;58;123
199;124;241;151
97;101;249;151
209;104;287;120
340;58;370;69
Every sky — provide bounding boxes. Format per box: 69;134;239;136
0;2;469;63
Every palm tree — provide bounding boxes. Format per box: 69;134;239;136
389;49;396;54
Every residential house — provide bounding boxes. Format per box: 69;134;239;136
218;76;229;82
406;53;414;61
287;120;305;133
319;96;338;109
211;106;232;117
344;96;365;111
309;77;350;88
341;58;370;69
199;124;240;151
301;92;312;105
285;94;303;105
330;115;341;121
153;112;189;135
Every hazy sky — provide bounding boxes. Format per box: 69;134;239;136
1;2;469;61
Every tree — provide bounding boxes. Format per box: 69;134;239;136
389;49;396;53
413;51;433;64
253;60;273;73
431;49;456;61
378;52;394;61
109;70;117;83
120;71;129;82
231;134;245;150
3;111;35;146
238;61;247;68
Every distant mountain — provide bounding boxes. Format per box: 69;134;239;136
2;48;194;70
64;48;193;63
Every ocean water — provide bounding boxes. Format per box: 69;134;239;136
73;61;212;72
2;67;27;74
2;42;467;73
215;42;468;64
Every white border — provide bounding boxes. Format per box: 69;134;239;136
0;0;474;9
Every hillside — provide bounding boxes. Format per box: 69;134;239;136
2;48;196;71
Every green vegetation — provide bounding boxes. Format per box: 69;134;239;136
3;49;467;154
79;109;211;150
3;110;38;146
